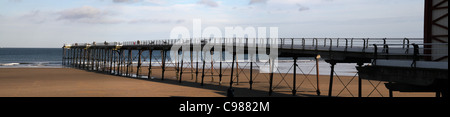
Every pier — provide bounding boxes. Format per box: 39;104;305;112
61;37;447;97
61;0;448;97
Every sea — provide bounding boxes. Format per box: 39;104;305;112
0;48;63;68
0;48;361;76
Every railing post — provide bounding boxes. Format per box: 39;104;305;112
351;38;354;48
412;44;419;68
291;38;294;49
373;44;378;65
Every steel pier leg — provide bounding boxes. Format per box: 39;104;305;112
161;50;166;80
117;50;122;75
103;49;107;72
219;51;223;86
210;50;214;82
328;62;336;97
126;49;131;77
316;56;321;96
137;49;142;78
249;55;253;90
190;50;194;80
86;49;90;70
201;51;206;86
293;57;297;96
227;51;236;97
269;58;274;96
176;50;180;80
179;50;185;83
358;63;363;98
148;49;153;79
109;49;112;73
196;51;199;83
72;48;76;67
82;49;86;69
236;55;239;85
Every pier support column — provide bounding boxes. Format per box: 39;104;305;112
219;50;223;86
66;48;69;66
249;54;253;90
62;47;66;66
328;61;336;97
98;49;101;71
120;50;125;75
210;50;214;82
235;54;239;85
91;49;95;70
190;50;194;80
74;48;77;67
201;51;206;86
148;49;153;79
126;49;132;77
83;49;87;69
109;49;113;74
269;58;274;96
161;50;166;80
293;57;298;96
137;49;142;78
175;50;180;80
103;49;107;72
179;50;185;83
196;51;199;83
79;48;83;68
315;56;321;96
72;48;76;67
357;62;363;98
227;50;236;97
117;50;123;76
87;49;91;70
83;48;86;69
75;48;79;68
97;49;100;71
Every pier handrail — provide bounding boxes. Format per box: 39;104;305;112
67;38;424;55
371;43;448;68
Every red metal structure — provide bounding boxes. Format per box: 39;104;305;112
424;0;448;61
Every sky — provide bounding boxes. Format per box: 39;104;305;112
0;0;425;48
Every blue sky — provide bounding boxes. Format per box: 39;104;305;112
0;0;424;48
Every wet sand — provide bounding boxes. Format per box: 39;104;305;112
0;67;435;97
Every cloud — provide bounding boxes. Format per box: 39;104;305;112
112;0;164;4
112;0;140;3
197;0;219;7
19;10;48;24
56;6;122;24
249;0;267;5
296;4;310;12
128;19;185;24
8;0;21;2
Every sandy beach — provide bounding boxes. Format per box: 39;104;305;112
0;67;435;97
